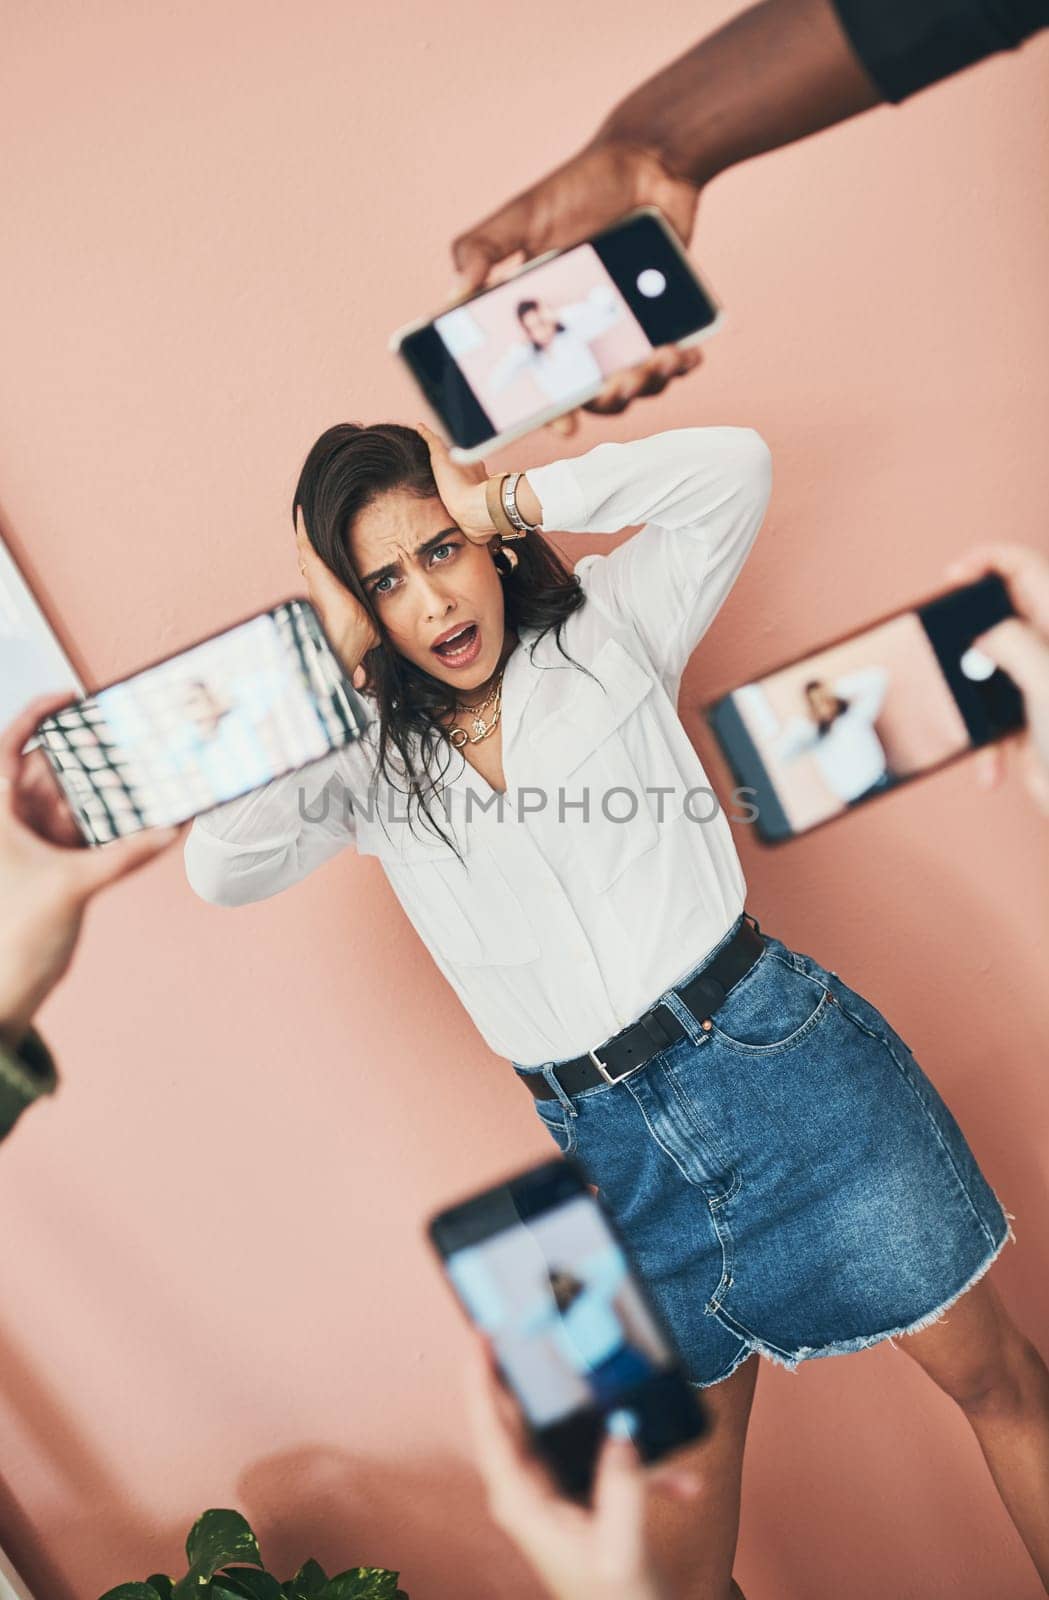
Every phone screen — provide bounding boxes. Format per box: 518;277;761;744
431;1161;706;1497
397;212;719;454
36;600;371;843
707;575;1024;843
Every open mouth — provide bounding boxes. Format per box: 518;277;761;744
432;622;480;662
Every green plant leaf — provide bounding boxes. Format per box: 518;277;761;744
212;1572;282;1600
147;1582;175;1600
187;1510;263;1570
98;1587;166;1600
172;1510;263;1598
282;1561;328;1599
320;1571;401;1600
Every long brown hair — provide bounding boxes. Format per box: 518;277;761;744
293;422;592;854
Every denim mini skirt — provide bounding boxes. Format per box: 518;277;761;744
514;918;1011;1387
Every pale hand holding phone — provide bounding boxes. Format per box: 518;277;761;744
1;695;179;1049
949;544;1049;814
465;1340;697;1600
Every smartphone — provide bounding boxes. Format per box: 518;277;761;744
34;599;372;844
392;207;721;461
706;574;1024;844
429;1158;707;1499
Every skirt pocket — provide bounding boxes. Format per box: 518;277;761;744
709;942;834;1055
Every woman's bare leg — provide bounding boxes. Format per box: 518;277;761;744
646;1354;759;1600
900;1274;1049;1587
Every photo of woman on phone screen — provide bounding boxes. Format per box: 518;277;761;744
434;245;650;435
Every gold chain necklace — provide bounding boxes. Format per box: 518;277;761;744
449;668;505;749
457;679;501;715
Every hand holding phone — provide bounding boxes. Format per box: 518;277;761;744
946;544;1049;814
452;148;702;435
34;600;372;844
706;575;1026;843
465;1340;685;1600
395;209;720;461
453;146;700;298
430;1159;707;1502
1;695;179;1050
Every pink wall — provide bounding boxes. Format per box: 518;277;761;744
0;5;1047;1598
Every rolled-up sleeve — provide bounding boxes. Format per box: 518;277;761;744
833;0;1049;103
527;427;772;690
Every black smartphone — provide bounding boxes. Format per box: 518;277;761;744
392;207;721;461
429;1158;707;1500
34;599;372;844
705;574;1024;844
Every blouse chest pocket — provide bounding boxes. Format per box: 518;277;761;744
530;636;662;893
357;815;541;970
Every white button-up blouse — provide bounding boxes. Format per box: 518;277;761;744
184;428;773;1067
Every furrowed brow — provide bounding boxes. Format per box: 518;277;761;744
361;526;460;587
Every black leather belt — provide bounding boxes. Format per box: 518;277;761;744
520;916;765;1103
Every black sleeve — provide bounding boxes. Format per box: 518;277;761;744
0;1027;58;1143
833;0;1049;102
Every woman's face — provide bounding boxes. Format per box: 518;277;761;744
520;301;559;349
805;682;839;723
549;1270;583;1311
349;490;507;692
180;680;229;739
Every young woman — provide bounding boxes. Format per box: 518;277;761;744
184;421;1049;1595
774;666;893;806
489;287;626;409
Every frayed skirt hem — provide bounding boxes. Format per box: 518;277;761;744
692;1212;1015;1386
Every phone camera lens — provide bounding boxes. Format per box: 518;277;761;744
637;269;666;298
960;647;996;682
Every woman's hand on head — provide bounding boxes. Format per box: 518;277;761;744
415;424;497;544
295;516;381;690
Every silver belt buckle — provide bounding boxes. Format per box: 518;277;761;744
587;1045;644;1086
